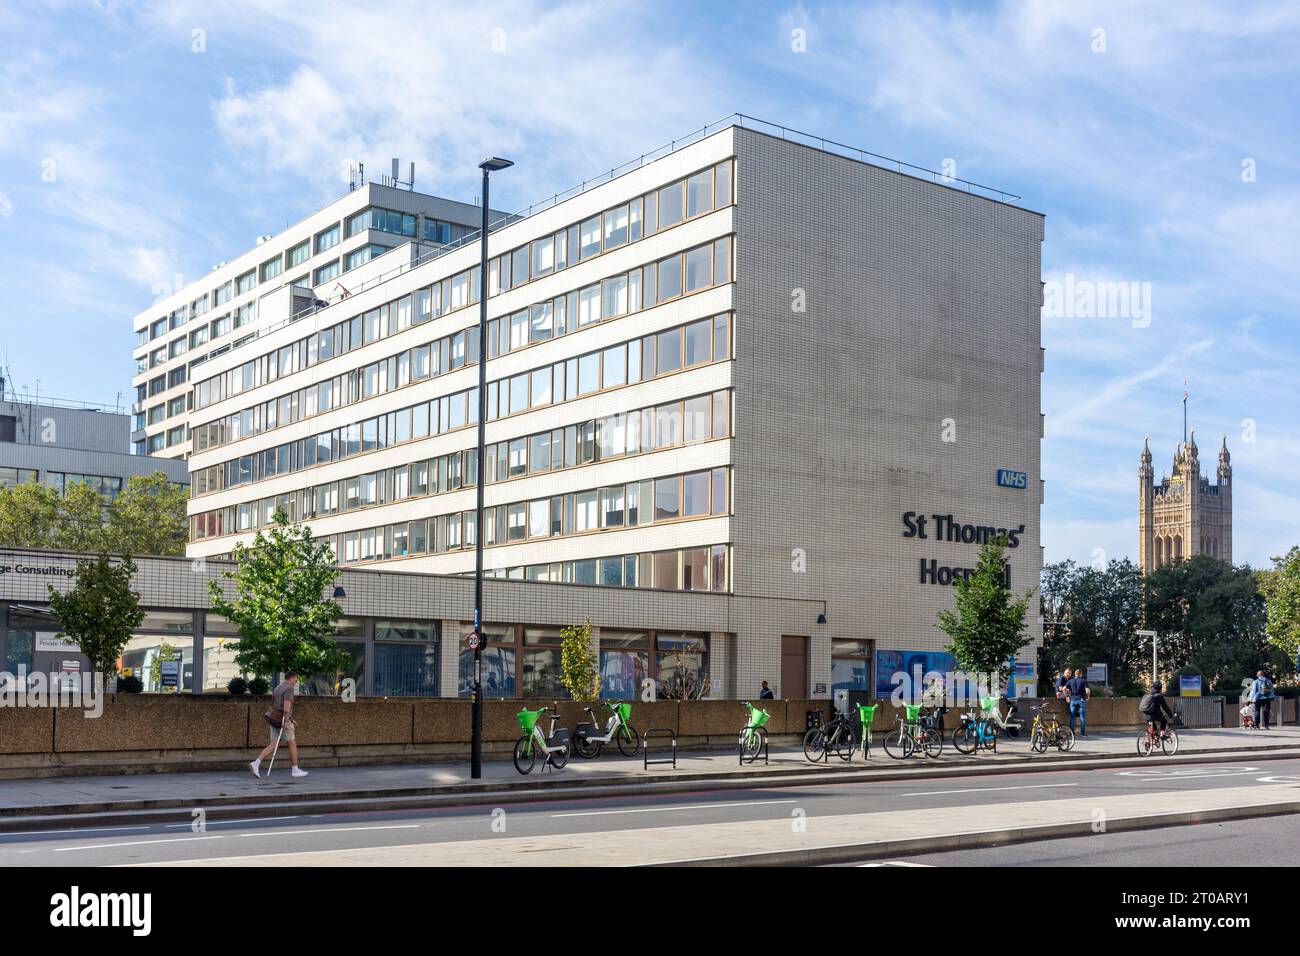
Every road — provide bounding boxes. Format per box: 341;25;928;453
5;756;1300;866
843;814;1300;866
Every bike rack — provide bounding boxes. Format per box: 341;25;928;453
739;733;769;766
643;728;678;770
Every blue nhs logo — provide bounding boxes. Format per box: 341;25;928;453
997;469;1028;489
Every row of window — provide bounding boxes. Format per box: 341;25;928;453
193;236;730;455
0;467;38;489
193;223;732;415
190;313;731;498
487;160;733;298
196;465;729;560
190;388;730;539
43;472;125;498
478;544;729;595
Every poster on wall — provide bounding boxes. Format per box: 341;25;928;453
1180;675;1202;697
35;631;79;653
1013;661;1036;697
874;649;957;699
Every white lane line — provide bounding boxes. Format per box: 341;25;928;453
2;825;154;837
238;824;422;837
551;800;798;818
903;783;1079;797
55;836;224;852
163;816;302;828
860;861;934;867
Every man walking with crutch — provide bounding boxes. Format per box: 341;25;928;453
250;671;308;778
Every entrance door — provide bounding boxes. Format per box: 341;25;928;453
780;635;808;698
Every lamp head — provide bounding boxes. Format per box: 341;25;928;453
479;157;514;172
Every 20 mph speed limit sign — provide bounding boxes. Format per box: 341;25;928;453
466;632;482;651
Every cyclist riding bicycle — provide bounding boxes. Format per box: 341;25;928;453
1139;683;1175;736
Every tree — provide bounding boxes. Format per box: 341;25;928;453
937;536;1033;689
53;481;109;553
0;470;187;556
46;554;144;682
207;508;347;681
0;479;59;548
1261;547;1300;670
1143;555;1281;693
1040;558;1143;693
559;616;600;701
108;474;189;556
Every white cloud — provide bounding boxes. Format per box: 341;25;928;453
0;189;11;218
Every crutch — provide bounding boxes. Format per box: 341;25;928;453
263;721;285;778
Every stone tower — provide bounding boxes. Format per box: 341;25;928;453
1139;431;1232;572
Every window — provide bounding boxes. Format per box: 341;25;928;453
315;223;340;253
287;240;310;268
658;181;683;228
684;244;712;292
579;216;601;259
603;205;629;248
657;253;682;301
531;236;554;277
600;631;649;699
314;260;340;285
259;256;283;283
656;327;682;375
832;640;871;695
235;270;256;295
344;244;385;271
601;275;627;318
654;476;680;521
682;471;710;517
686;169;712;218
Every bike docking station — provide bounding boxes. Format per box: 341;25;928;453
643;728;678;770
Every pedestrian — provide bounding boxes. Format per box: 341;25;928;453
1056;668;1072;700
1252;670;1275;731
759;680;775;700
250;671;308;778
1240;677;1256;729
1065;669;1091;736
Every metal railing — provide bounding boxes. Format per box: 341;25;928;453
186;112;1023;368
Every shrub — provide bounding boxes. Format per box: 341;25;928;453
116;674;144;694
247;675;270;695
227;676;247;696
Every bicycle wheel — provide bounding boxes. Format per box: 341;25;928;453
1136;729;1154;757
883;730;914;760
835;726;856;761
617;724;641;757
1030;728;1047;754
740;726;765;762
1161;728;1179;756
549;743;569;770
573;734;602;759
952;726;978;755
1055;727;1075;751
921;728;943;759
513;736;537;774
803;727;826;762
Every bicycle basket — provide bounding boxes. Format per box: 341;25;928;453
980;694;1000;715
517;707;544;734
751;707;771;729
616;701;632;724
857;703;877;728
904;703;923;722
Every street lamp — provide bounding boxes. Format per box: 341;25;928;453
471;156;512;780
1136;629;1158;688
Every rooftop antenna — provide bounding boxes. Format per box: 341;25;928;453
409;161;415;190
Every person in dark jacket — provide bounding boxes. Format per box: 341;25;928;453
1140;683;1175;736
759;681;774;700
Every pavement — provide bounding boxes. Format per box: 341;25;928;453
1;724;1298;832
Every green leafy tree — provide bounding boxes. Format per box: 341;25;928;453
1143;555;1281;692
107;473;189;556
207;508;347;681
52;480;109;553
46;554;144;681
938;536;1033;688
559;616;600;701
1040;558;1143;692
0;479;59;548
1261;547;1300;670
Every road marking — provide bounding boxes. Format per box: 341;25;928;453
551;799;799;818
902;783;1078;797
860;861;933;867
1117;768;1258;780
55;836;224;852
2;824;154;837
237;824;422;837
164;816;302;828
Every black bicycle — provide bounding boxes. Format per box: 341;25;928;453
803;710;856;762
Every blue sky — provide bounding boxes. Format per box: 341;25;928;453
0;0;1296;570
